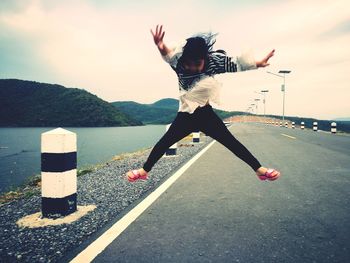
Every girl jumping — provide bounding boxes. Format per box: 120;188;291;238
126;25;281;182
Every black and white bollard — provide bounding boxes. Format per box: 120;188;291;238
313;122;318;131
284;122;288;128
41;128;77;218
292;122;295;129
301;122;305;130
192;131;200;143
331;122;337;134
165;124;177;156
279;121;282;127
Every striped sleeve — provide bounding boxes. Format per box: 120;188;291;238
225;56;239;72
207;53;238;74
208;52;257;74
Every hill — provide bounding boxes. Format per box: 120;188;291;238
112;97;350;133
111;98;249;124
0;79;142;127
334;117;350;122
111;99;177;124
150;98;179;109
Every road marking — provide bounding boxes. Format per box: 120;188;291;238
69;140;217;263
281;133;296;139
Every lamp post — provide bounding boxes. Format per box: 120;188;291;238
255;90;269;117
267;70;291;121
254;99;260;115
250;103;255;114
261;90;269;117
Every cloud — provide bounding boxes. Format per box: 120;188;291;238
0;0;349;119
0;0;31;14
321;19;350;38
0;25;59;82
209;0;350;119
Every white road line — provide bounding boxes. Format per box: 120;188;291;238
281;133;296;139
69;140;217;263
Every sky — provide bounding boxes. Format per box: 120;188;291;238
0;0;349;120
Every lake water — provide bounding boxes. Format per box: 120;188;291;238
0;125;166;194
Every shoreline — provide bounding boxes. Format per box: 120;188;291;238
2;124;348;203
0;132;196;204
0;146;155;205
0;124;170;196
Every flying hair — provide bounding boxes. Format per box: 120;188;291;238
180;32;220;62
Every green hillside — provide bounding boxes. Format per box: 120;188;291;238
0;79;142;127
111;99;177;124
111;98;350;133
150;98;179;109
112;98;249;124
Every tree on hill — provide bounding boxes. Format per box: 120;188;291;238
0;79;142;127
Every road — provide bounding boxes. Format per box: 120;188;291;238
71;123;350;263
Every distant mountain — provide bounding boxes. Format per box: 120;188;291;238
111;99;178;124
150;98;179;109
111;98;249;124
334;117;350;122
0;79;142;127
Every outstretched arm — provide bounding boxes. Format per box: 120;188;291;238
256;49;275;68
150;25;172;56
210;49;276;74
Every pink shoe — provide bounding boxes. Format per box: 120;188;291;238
126;169;148;182
258;168;281;181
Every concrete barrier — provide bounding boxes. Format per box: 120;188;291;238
165;124;177;156
192;131;200;143
331;122;337;134
41;128;77;218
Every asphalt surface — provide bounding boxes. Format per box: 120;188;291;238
78;123;350;263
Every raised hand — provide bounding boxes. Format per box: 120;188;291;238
150;25;165;48
256;49;275;68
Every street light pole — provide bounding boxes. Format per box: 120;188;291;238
254;99;260;115
255;90;269;117
267;70;291;121
261;90;269;117
251;104;255;114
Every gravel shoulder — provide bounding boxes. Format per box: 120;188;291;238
0;135;213;263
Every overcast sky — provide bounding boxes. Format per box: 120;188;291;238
1;0;349;120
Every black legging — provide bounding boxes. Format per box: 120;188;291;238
143;104;261;172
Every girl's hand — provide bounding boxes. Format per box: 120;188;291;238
256;49;275;68
150;25;165;49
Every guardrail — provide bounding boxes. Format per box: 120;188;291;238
225;116;340;134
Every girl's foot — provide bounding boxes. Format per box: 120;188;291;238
256;167;280;181
126;168;148;182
